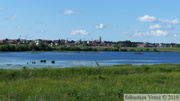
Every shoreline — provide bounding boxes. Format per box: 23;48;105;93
0;63;180;70
0;45;180;52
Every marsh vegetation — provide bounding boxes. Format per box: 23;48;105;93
0;64;180;101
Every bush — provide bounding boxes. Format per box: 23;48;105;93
144;48;150;52
153;48;159;52
51;61;55;64
22;66;28;70
120;48;127;51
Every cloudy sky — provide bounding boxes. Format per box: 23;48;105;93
0;0;180;43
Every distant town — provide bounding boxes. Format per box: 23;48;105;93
0;37;180;48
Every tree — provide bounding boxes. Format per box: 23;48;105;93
28;42;39;51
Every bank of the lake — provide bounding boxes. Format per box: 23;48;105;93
1;64;180;101
0;43;180;52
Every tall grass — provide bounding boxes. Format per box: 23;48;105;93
125;47;180;52
0;64;180;101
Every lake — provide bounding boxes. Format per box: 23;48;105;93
0;52;180;69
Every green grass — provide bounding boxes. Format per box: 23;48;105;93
125;47;180;52
0;64;180;101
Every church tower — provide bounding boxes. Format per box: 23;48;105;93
100;36;102;43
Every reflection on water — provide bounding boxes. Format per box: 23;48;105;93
0;52;180;69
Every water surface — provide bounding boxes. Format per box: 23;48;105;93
0;52;180;69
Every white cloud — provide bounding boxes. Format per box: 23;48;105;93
137;15;180;24
152;30;168;36
137;15;158;23
123;31;132;36
95;24;105;29
148;24;172;29
134;15;180;39
71;29;89;35
63;10;80;15
133;30;168;38
36;30;46;33
16;25;22;29
160;19;180;24
8;14;17;20
173;34;180;37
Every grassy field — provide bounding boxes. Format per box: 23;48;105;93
0;64;180;101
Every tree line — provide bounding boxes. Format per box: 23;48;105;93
0;43;52;51
0;42;161;52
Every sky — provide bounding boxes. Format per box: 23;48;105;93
0;0;180;43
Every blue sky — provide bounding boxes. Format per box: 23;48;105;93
0;0;180;43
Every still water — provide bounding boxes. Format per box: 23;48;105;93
0;52;180;69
